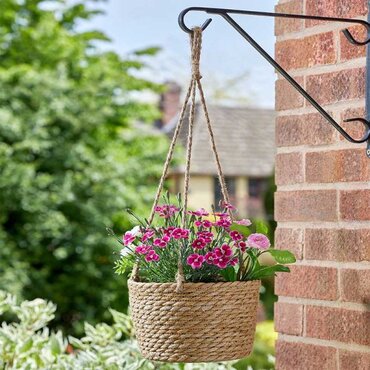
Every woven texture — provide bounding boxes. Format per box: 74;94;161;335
128;280;261;363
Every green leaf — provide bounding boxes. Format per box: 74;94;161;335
50;335;60;355
230;223;251;237
255;220;269;235
250;264;290;279
20;338;33;353
220;266;237;282
267;249;296;264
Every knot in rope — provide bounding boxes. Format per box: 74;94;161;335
191;27;203;80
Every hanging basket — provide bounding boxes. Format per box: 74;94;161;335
128;280;260;363
127;27;262;363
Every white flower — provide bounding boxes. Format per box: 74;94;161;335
129;225;141;237
120;248;130;257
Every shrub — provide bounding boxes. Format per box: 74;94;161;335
0;291;276;369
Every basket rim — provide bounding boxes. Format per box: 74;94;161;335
128;279;261;288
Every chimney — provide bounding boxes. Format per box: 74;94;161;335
159;81;181;127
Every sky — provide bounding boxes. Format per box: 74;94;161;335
85;0;278;108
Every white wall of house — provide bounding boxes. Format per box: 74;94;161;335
171;174;250;216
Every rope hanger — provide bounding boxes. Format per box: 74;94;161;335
132;28;233;290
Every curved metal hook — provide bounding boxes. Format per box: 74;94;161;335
342;21;370;45
178;8;212;34
342;118;370;143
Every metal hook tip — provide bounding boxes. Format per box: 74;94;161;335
201;18;213;31
341;28;370;46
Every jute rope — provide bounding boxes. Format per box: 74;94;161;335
132;28;232;288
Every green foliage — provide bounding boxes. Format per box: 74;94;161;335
0;0;169;334
267;249;296;264
0;291;276;369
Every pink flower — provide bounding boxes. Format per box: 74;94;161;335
215;256;230;269
196;231;213;244
145;250;160;262
187;253;205;269
163;226;175;236
230;257;239;266
123;232;136;246
153;238;168;248
236;219;252;226
154;205;179;218
188;208;209;217
247;233;271;250
171;228;190;239
221;201;237;211
205;252;216;264
215;218;232;228
237;241;247;252
135;245;151;255
214;244;233;258
230;230;243;241
191;238;207;249
142;229;155;242
195;220;213;228
214;212;229;218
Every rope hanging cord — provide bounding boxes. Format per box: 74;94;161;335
132;28;232;289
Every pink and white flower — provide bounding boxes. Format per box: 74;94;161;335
196;231;213;244
135;245;152;255
195;220;213;228
236;219;252;226
191;238;207;249
215;218;232;228
123;232;136;246
236;241;247;252
171;228;190;239
187;253;205;269
214;244;233;258
154;205;179;218
142;229;155;242
247;233;271;250
145;250;160;262
153;238;168;248
188;208;209;217
229;230;243;241
205;252;216;264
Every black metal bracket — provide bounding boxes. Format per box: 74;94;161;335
178;7;370;158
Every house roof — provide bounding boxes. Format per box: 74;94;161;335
162;104;275;177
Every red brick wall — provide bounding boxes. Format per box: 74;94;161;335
274;1;370;369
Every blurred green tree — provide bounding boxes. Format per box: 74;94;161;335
0;0;168;334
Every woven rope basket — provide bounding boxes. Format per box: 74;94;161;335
128;279;261;363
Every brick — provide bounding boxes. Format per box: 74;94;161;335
274;302;303;335
275;190;337;222
339;350;370;370
276;152;304;185
305;228;370;262
275;265;338;300
275;228;303;260
305;0;367;27
275;0;303;36
276;113;336;147
276;32;336;70
306;68;366;106
341;107;368;142
276;341;337;370
275;77;304;111
306;149;370;183
340;25;367;61
340;268;370;303
305;306;370;346
340;190;370;221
